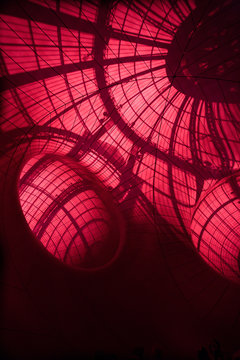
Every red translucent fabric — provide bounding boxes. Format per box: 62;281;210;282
0;0;240;280
191;173;240;282
18;154;124;269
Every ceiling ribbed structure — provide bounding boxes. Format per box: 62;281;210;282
0;1;240;359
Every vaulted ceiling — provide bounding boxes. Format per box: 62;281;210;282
0;1;240;359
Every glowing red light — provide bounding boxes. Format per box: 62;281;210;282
18;155;124;269
0;0;240;282
191;172;240;282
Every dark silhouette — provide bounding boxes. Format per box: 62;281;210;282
198;346;210;360
209;339;223;360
